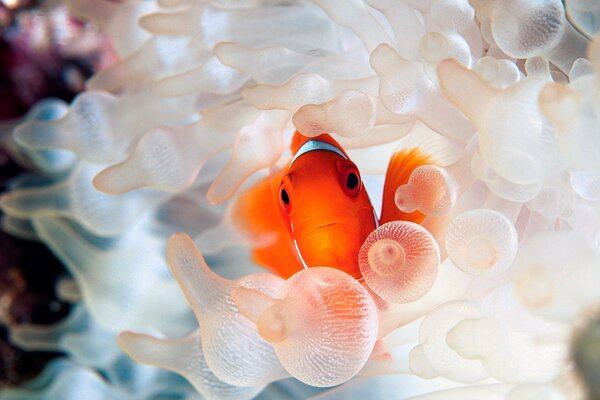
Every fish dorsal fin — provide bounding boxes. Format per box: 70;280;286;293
379;127;462;224
232;170;304;278
290;131;349;158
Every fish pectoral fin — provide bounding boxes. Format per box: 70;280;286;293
380;148;432;225
379;128;462;225
232;171;304;278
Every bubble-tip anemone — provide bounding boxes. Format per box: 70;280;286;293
445;209;518;276
233;267;378;387
359;221;440;304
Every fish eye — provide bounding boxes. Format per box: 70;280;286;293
346;172;359;190
281;188;290;205
279;184;291;213
341;164;361;198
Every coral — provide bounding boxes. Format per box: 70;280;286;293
2;0;600;399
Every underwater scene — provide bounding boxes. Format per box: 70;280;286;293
1;0;600;399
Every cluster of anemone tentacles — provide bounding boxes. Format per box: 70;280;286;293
2;0;600;399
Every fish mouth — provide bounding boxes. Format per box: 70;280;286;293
315;222;340;229
308;221;363;237
296;208;375;234
301;223;363;255
294;220;367;278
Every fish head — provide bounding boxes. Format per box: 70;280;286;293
278;141;377;278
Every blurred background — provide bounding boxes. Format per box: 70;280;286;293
0;0;113;386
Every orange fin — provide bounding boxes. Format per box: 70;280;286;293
232;170;304;278
380;128;462;225
379;148;434;225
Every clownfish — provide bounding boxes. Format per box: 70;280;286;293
233;131;434;279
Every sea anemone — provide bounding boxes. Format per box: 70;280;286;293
1;0;599;399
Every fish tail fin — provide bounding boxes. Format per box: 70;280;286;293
379;128;462;225
232;170;304;278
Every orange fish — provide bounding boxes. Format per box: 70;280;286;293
233;131;434;279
